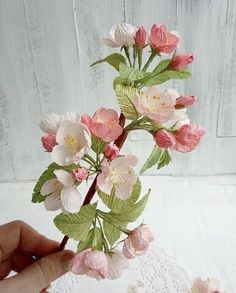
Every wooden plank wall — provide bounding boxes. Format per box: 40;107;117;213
0;0;235;180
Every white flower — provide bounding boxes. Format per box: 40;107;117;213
106;250;129;280
40;169;82;213
190;277;224;293
39;112;79;134
51;120;91;166
97;155;137;200
101;23;138;47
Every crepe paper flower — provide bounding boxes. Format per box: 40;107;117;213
191;277;223;293
81;108;123;142
72;249;108;280
127;281;145;293
41;134;57;152
150;24;179;54
104;142;120;160
39;113;61;134
51;120;91;166
101;23;138;48
72;167;89;182
40;169;82;213
170;54;194;71
175;95;196;108
135;26;147;49
155;129;176;148
173;124;205;153
134;87;177;123
106;250;129;280
122;226;154;259
97;155;138;200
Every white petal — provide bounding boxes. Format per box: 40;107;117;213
40;178;58;196
61;111;79;122
115;181;133;200
44;193;62;211
51;145;72;166
54;169;74;187
61;187;82;213
101;37;119;47
97;174;112;194
107;250;129;280
125;155;138;167
39;113;61;134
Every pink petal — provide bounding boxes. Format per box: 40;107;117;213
72;249;92;275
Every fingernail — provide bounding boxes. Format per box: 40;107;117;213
61;250;76;272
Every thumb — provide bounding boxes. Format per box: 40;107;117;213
0;250;75;293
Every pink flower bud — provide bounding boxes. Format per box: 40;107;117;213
104;142;119;160
122;226;154;259
41;134;57;152
174;124;205;152
170;54;194;71
150;24;179;54
72;167;89;181
175;95;196;108
134;26;147;48
155;129;176;148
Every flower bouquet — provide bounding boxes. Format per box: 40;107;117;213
32;22;224;292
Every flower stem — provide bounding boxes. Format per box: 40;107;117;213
142;50;157;72
124;46;132;67
58;113;128;252
132;46;137;68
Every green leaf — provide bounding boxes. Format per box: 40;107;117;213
91;136;106;154
119;63;151;84
53;204;96;241
32;162;77;203
143;70;191;87
103;220;127;246
115;84;139;120
105;190;150;223
91;53;126;71
153;59;171;74
140;146;162;174
157;149;171;169
77;227;103;253
97;178;141;213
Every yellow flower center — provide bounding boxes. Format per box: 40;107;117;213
64;135;79;153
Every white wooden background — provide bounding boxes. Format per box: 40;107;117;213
0;0;236;181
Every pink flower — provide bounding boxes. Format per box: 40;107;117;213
106;250;129;280
101;23;138;47
135;26;147;48
175;96;196;108
72;167;88;181
122;226;154;259
81;108;123;142
104;142;119;160
170;54;194;71
174;124;205;153
72;249;108;280
150;24;179;54
41;134;57;152
134;87;176;123
97;155;137;200
155;129;176;148
191;277;223;293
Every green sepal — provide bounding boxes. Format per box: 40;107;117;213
103;220;128;247
91;136;106;155
77;227;103;253
140;146;162;174
157;149;171;169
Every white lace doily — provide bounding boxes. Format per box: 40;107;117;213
51;246;191;293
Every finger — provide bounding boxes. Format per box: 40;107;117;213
0;259;11;279
0;221;59;262
11;253;33;273
0;250;75;293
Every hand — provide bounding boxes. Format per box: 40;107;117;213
0;221;75;293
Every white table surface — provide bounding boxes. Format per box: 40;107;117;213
0;175;236;292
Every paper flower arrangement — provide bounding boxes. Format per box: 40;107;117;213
31;22;225;291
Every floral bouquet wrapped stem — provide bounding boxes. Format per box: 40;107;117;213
30;23;224;292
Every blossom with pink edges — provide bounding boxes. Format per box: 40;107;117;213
104;142;120;160
81;108;123;142
155;129;176;148
191;277;224;293
170;54;194;71
41;134;57;152
122;226;154;259
150;24;179;54
72;167;88;182
106;250;129;280
135;26;147;48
